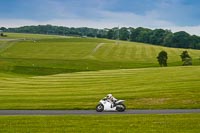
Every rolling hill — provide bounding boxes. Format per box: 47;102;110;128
0;33;199;75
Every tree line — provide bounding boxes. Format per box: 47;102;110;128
1;25;200;49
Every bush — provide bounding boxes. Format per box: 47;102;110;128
180;51;192;66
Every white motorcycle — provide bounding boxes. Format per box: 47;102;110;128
96;99;126;112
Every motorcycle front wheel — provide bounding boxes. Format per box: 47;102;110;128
96;104;104;112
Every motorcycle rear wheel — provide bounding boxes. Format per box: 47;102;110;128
116;104;126;112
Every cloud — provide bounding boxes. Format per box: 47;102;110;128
0;10;173;28
1;10;200;36
0;19;42;27
1;0;200;35
166;25;200;35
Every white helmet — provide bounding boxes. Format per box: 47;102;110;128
107;94;112;98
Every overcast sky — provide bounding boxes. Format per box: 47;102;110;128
0;0;200;35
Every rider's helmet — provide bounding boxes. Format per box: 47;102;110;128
107;94;112;98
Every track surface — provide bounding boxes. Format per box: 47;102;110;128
0;109;200;115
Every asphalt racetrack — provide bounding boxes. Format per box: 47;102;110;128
0;109;200;115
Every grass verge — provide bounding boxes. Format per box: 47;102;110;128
0;114;199;133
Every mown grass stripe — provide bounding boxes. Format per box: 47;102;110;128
106;44;118;59
123;45;133;60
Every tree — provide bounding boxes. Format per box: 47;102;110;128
130;27;150;42
157;51;168;67
172;31;191;48
189;35;200;49
119;27;129;40
180;51;192;66
149;29;166;45
0;27;7;31
107;29;114;39
163;31;173;47
136;28;151;43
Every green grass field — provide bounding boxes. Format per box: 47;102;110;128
0;114;199;133
0;32;64;39
0;33;199;132
0;33;200;109
0;66;199;109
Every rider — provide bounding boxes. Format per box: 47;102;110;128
104;94;117;107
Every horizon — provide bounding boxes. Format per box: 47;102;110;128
0;0;200;35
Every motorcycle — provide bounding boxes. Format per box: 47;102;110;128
96;99;126;112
